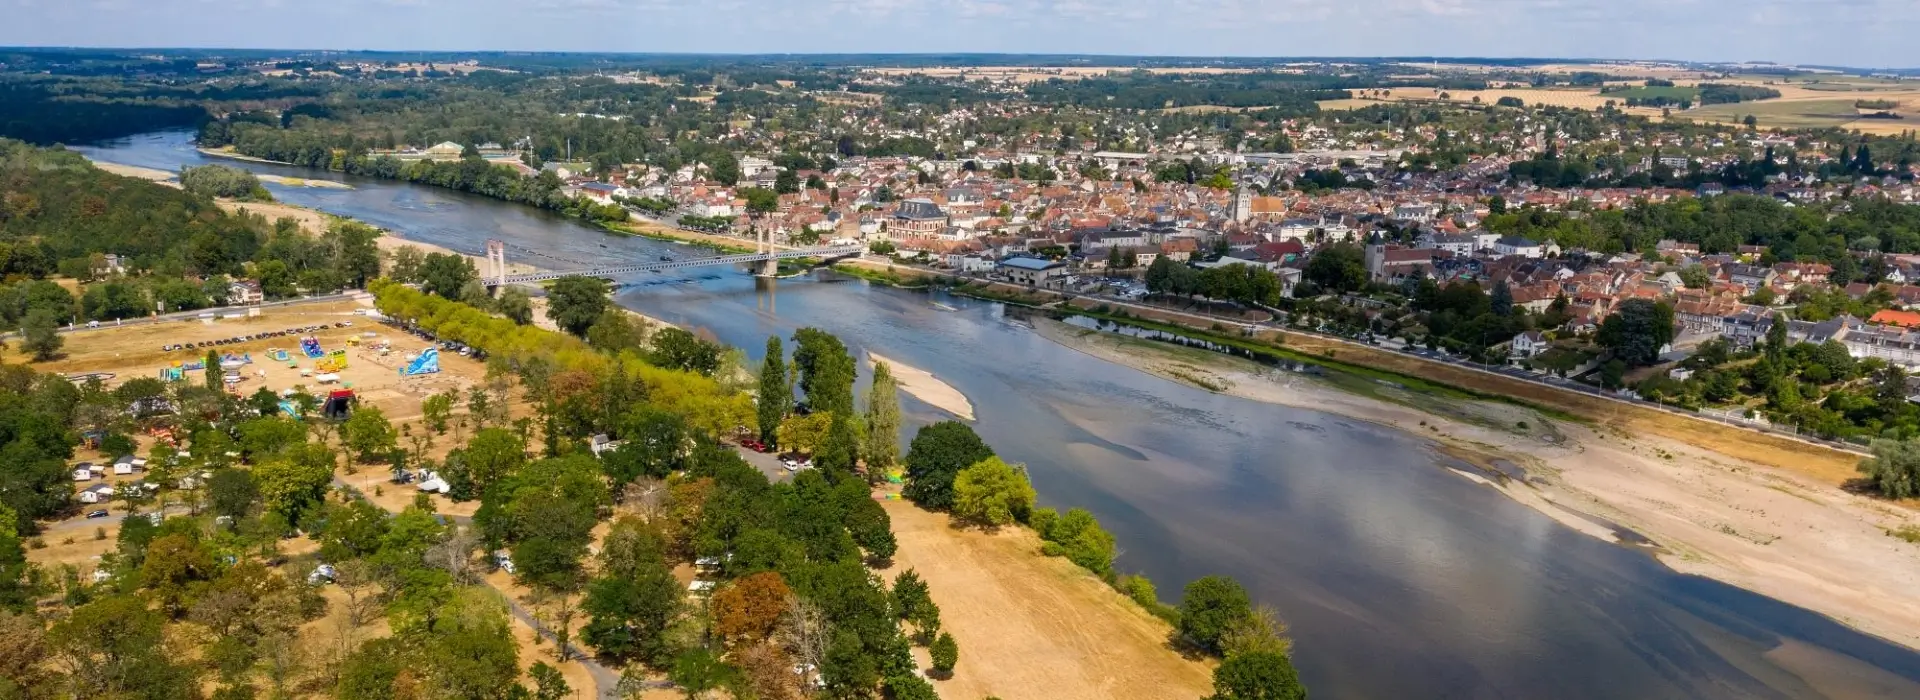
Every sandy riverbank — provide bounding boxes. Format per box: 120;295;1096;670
880;495;1214;699
1030;317;1920;652
93;160;179;184
868;350;975;421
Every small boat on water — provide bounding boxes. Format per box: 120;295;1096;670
930;302;959;312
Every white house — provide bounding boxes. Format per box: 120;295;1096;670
228;280;266;306
1494;236;1544;259
1420;232;1477;256
72;466;94;482
78;484;114;504
1510;331;1549;359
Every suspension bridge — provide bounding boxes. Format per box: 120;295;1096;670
482;237;864;286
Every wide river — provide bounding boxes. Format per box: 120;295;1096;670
84;132;1920;699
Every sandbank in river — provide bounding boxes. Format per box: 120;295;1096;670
1030;316;1920;656
868;350;976;421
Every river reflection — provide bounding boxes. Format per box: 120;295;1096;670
79;131;1920;699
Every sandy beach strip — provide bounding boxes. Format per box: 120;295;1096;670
868;350;976;421
92;160;180;184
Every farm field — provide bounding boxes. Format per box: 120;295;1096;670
1686;97;1917;134
1598;85;1700;101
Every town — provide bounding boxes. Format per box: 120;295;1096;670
5;43;1920;700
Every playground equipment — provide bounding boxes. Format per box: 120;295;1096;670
278;400;302;420
400;347;441;377
158;367;184;382
218;352;252;370
182;361;205;371
321;389;354;420
315;349;349;373
301;337;325;358
268;348;291;363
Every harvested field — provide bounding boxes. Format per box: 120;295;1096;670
1685;94;1920;134
880;497;1214;700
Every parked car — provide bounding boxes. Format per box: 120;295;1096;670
86;509;109;519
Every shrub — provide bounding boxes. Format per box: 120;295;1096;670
930;632;958;675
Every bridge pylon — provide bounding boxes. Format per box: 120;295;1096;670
485;239;508;287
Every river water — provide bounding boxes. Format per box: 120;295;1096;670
80;132;1920;699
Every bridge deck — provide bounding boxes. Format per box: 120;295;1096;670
499;244;863;284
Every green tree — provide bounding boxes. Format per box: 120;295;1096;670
1304;243;1367;293
1596;299;1675;367
649;327;723;376
1179;575;1254;656
1859;438;1920;499
864;361;902;474
951;456;1035;528
816;413;860;476
791;328;856;417
530;661;571;700
902;421;995;509
774;169;800;195
742;187;780;217
204;349;222;390
670;647;732;698
19;309;62;361
758;336;788;446
51;595;199;698
497;286;534;325
342;405;398;463
891;569;938;637
253;458;334;530
581;550;683;663
930;632;958;676
422;392;455;435
420;252;477;299
546;276;611;337
1209;650;1307;700
586;308;648;353
887;674;938;700
208;468;259;525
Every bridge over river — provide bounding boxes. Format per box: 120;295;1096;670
482;238;863;285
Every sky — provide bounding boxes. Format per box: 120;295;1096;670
5;0;1920;68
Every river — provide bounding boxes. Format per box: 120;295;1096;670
80;131;1920;699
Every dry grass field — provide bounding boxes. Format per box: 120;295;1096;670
880;497;1215;700
0;298;492;428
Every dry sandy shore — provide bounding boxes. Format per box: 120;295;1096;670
868;350;975;421
881;495;1214;699
1031;318;1920;652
